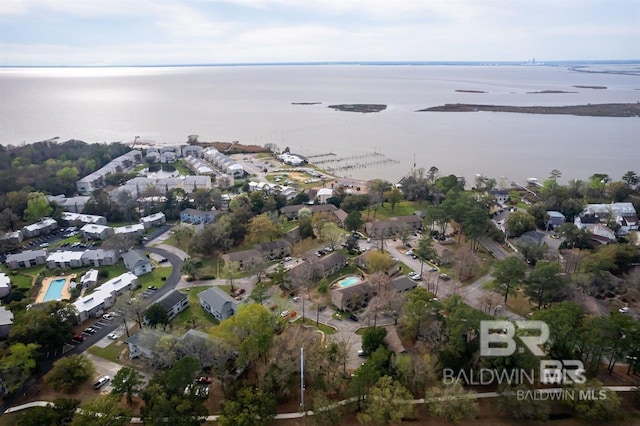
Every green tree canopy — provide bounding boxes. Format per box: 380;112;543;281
493;257;526;303
362;327;388;354
356;375;413;425
111;366;145;404
23;191;52;222
219;386;277;426
0;343;40;394
145;303;169;330
45;355;95;392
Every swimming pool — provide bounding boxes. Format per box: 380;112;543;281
338;276;361;288
43;278;66;302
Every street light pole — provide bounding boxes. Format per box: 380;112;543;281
300;347;305;413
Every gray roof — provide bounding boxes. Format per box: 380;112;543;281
155;290;188;312
6;249;47;263
198;287;237;314
125;328;167;348
122;250;150;268
393;276;418;292
0;306;14;326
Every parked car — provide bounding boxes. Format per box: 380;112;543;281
72;334;84;342
148;285;157;291
94;376;110;390
107;333;118;340
292;296;301;302
348;313;359;322
196;376;213;384
619;307;630;313
280;310;290;318
439;274;450;281
84;327;96;334
102;313;113;320
357;349;368;357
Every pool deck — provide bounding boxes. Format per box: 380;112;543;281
36;275;75;304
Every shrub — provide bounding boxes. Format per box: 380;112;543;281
161;276;167;281
200;274;216;280
98;269;109;279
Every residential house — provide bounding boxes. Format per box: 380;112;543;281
46;251;84;269
574;215;600;230
182;145;203;157
180;208;218;225
80;269;99;289
153;290;189;321
392;276;418;292
140;212;167;229
62;212;107;226
73;272;139;322
279;203;337;220
216;174;234;189
255;240;292;260
433;243;455;265
353;253;401;276
145;150;160;163
114;224;145;237
184;156;215;175
122;250;153;276
198;287;238;320
159;152;177;163
291;252;347;283
1;230;23;246
0;306;14;338
126;328;167;359
22;218;58;238
331;280;374;311
586;224;616;245
545;211;566;230
333;209;348;228
81;249;119;267
518;231;547;247
317;188;333;204
183;175;212;193
220;249;264;271
617;214;639;236
48;195;92;213
0;272;11;298
365;215;422;238
81;224;114;240
489;189;510;205
5;250;47;269
76;150;142;194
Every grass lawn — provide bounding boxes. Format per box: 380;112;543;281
172;286;220;329
505;291;534;317
98;263;129;282
295;317;336;335
137;268;172;290
366;201;430;221
7;271;36;290
88;342;125;364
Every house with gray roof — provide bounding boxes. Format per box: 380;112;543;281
198;287;238;321
0;306;14;338
140;212;166;229
126;328;168;359
0;272;11;298
220;249;264;270
255;240;292;260
331;280;373;311
22;218;58;238
545;211;565;230
153;290;189;321
81;249;119;267
180;208;219;225
392;276;417;293
122;250;153;276
5;250;47;269
81;224;114;240
365;215;422;238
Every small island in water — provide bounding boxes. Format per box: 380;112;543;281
328;104;387;113
418;103;640;117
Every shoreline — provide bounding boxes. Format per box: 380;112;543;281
418;102;640;117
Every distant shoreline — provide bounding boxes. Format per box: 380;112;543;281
419;103;640;117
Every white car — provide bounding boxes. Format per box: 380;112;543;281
280;310;290;318
619;307;630;313
107;333;118;340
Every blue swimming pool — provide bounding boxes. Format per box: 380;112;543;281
338;276;361;288
43;278;66;302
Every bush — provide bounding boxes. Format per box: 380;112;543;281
200;274;216;280
98;269;109;279
161;276;167;281
10;270;17;275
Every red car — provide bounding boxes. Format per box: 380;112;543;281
196;376;213;384
72;334;84;342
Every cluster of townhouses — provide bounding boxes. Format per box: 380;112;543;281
76;150;143;195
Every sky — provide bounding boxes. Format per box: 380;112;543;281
1;0;638;66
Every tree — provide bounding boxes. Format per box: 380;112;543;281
311;392;344;426
622;170;638;189
320;222;345;250
9;302;74;353
145;303;169;329
426;380;477;423
356;376;413;425
549;169;562;181
71;395;131;426
504;210;536;237
111;366;145;404
218;386;277;426
45;355;95;392
362;327;387;354
0;342;39;394
497;384;549;421
493;257;526;303
384;187;404;212
141;383;207;426
18;398;80;426
524;261;568;309
172;225;194;250
247;213;280;243
562;379;622;423
363;250;394;273
182;257;203;281
23;191;52;222
345;210;363;231
166;356;201;396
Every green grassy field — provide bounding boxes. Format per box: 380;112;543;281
295;317;337;335
171;286;221;329
88;342;125;364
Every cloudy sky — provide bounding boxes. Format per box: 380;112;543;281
1;0;638;66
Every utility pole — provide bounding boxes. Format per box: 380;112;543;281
300;347;305;414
